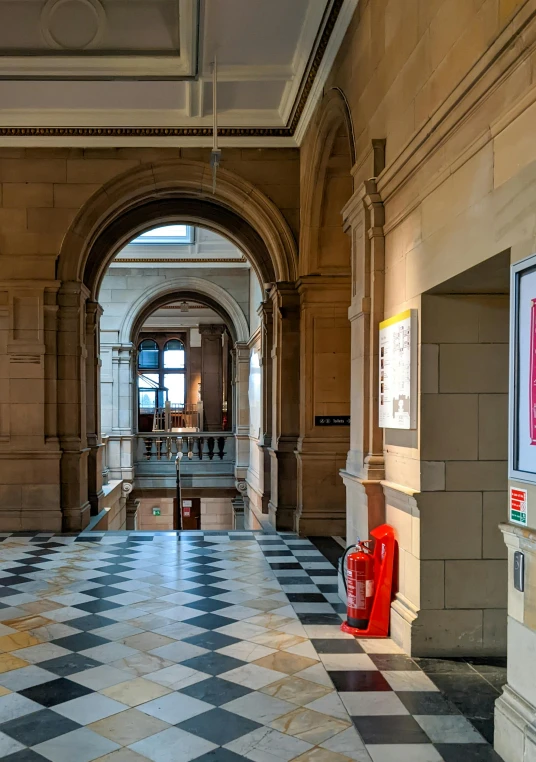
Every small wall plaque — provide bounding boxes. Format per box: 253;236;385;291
315;416;350;426
152;508;161;516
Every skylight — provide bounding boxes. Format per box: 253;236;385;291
132;225;194;244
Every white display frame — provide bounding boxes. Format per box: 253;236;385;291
509;253;536;484
378;308;418;430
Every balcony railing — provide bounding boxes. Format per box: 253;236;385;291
134;431;236;489
137;432;234;463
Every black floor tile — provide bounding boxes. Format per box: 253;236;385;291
0;588;20;599
396;691;461;715
179;676;252;705
187;613;237;630
297;613;342;625
0;708;81;745
435;744;504;761
190;575;224;585
188;586;227;598
0;576;31;586
66;614;115;632
413;657;475;675
471;718;496;745
287;593;327;603
182;631;239;651
4;566;42;574
1;751;51;762
352;714;430;744
279;577;315;585
178;707;262;745
184;598;232;613
368;654;420;671
329;670;392;692
308;537;344;568
52;633;109;652
268;563;302;570
38;653;102;676
316;584;339;593
91;575;130;586
97;565;132;574
306;568;338;577
82;586;126;599
262;551;293;557
75;599;122;613
311;638;363;654
430;674;501;718
20;678;92;707
181;651;246;676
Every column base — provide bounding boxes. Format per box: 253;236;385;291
495;684;536;762
62;501;91;532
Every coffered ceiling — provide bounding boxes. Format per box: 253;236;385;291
0;0;357;144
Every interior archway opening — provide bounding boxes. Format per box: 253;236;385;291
92;222;264;532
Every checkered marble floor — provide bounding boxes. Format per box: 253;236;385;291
0;530;501;762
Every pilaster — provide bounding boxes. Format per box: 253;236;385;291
0;279;62;530
341;179;386;538
295;275;351;536
234;341;250;486
200;324;225;431
86;301;104;515
268;282;300;531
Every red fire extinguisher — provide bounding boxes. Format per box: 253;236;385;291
342;539;374;630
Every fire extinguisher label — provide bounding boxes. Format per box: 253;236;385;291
366;579;375;598
347;569;365;609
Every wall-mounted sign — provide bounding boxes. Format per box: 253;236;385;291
182;500;192;507
183;507;191;518
379;309;417;429
152;508;161;516
315;416;350;426
510;254;536;489
510;487;528;526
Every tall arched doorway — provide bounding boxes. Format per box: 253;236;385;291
55;160;298;531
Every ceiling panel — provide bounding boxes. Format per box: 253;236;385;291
203;0;311;67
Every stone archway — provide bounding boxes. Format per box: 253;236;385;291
296;88;355;535
55;159;298;530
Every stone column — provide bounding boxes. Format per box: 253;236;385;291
258;299;273;514
340;179;386;543
0;280;62;531
86;301;104;516
234;341;250;489
295;275;351;536
108;344;135;482
200;325;224;431
58;281;91;532
268;283;300;531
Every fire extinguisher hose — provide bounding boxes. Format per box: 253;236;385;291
341;542;357;594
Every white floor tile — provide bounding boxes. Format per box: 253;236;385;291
414;714;486;743
340;691;410;716
53;693;128;725
367;744;443;762
33;727;120;762
137;691;212;724
130;727;217;762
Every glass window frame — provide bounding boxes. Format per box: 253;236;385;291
137;335;187;411
131;225;195;245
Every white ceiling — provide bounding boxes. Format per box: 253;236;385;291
0;0;358;145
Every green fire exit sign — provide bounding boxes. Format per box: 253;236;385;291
152;508;161;516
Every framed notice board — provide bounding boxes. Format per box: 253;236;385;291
378;309;417;430
510;254;536;484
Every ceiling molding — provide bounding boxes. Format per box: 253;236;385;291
0;0;356;145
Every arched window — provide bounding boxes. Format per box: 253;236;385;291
163;339;185;369
138;339;159;369
137;336;187;425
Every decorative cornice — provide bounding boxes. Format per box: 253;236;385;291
0;0;344;140
114;256;247;263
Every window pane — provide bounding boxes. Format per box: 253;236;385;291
139;389;156;410
138;373;159;388
164;340;185;368
133;225;194;244
138;340;159;369
164;374;185;405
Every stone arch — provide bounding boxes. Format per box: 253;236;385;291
300;87;355;276
119;276;250;345
58;159;298;294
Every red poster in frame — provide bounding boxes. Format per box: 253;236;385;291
530;298;536;444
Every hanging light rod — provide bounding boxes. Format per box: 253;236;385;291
210;53;221;194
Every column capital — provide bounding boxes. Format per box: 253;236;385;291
199;324;225;336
